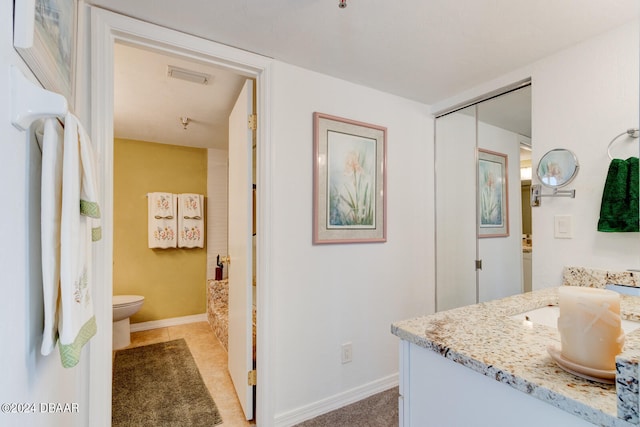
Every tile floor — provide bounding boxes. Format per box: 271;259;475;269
114;321;254;426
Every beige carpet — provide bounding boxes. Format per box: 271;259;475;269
294;387;399;427
112;338;223;427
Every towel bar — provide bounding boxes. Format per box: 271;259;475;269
607;128;639;160
10;66;68;131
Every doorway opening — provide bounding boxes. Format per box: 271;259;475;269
90;7;273;426
111;41;256;424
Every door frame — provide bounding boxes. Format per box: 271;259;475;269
89;7;274;426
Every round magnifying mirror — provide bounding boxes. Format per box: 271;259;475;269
536;149;579;188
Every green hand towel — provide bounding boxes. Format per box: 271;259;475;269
597;157;639;232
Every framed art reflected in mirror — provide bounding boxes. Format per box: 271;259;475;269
478;148;509;238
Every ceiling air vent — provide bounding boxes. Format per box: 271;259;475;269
167;65;211;85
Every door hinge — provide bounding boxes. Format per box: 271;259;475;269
248;369;257;386
475;259;482;270
248;114;257;131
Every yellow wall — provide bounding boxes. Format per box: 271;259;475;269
113;138;207;323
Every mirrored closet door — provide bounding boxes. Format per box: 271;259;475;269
435;85;532;311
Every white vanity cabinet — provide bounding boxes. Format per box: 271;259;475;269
398;340;595;427
393;287;640;426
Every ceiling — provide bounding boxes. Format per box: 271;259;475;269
99;0;638;149
114;43;247;149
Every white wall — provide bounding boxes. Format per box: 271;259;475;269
206;148;228;279
432;20;639;292
531;21;640;288
0;1;90;426
532;22;640;289
270;62;433;422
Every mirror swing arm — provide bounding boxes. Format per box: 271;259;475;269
530;185;575;207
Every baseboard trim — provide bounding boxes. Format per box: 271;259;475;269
130;313;208;332
274;374;398;427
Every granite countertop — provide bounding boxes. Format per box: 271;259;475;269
391;287;640;427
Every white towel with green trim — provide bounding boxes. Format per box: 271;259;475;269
39;118;64;356
58;113;100;368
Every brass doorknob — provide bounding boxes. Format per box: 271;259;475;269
220;255;231;264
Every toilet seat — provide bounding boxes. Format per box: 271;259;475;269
113;295;144;307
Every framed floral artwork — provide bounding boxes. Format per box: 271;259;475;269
478;148;509;238
14;0;78;107
313;112;387;244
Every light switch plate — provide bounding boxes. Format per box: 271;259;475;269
554;215;573;239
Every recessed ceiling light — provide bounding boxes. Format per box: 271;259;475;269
167;65;211;85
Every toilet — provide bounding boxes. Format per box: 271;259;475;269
112;295;144;350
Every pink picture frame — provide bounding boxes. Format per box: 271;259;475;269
313;112;387;244
478;148;509;238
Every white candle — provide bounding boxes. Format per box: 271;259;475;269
557;286;624;371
